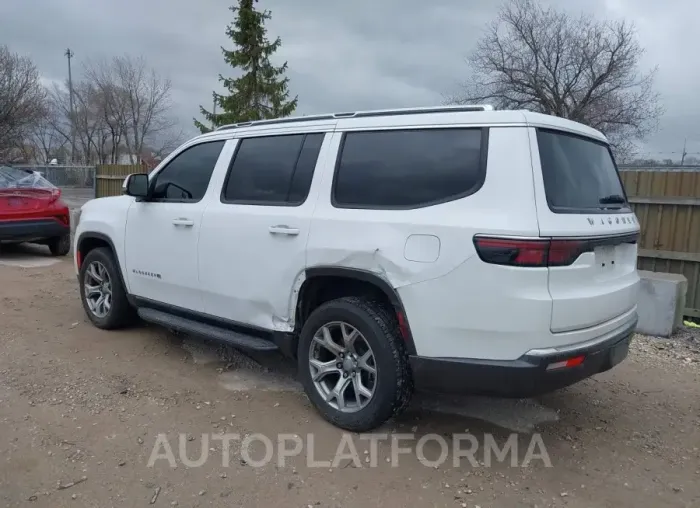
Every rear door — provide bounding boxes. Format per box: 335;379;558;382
198;131;329;330
529;127;640;332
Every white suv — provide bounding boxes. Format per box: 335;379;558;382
74;105;640;431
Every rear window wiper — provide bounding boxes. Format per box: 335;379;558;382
599;194;627;205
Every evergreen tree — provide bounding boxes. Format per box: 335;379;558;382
194;0;297;133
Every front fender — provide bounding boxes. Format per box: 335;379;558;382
73;196;132;290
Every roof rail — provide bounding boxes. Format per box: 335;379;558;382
214;104;493;131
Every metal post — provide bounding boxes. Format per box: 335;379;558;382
65;48;75;165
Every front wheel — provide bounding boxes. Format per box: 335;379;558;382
79;247;134;329
297;296;413;432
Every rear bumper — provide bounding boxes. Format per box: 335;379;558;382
0;219;70;242
410;314;637;398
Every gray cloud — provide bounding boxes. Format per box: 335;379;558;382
2;0;697;157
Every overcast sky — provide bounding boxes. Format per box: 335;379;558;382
3;0;698;158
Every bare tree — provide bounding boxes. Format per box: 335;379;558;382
111;56;176;162
83;55;179;163
448;0;662;152
28;108;67;164
48;80;105;164
0;46;47;162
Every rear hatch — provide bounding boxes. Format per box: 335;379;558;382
0;166;60;220
531;128;640;333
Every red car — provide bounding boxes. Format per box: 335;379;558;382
0;165;71;256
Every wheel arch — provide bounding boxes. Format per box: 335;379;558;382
295;266;417;356
76;232;129;292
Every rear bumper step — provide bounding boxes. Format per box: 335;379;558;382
137;307;279;352
410;315;637;398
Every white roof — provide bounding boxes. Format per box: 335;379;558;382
196;106;607;144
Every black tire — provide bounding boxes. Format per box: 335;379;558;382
79;247;135;329
297;296;413;432
48;234;71;256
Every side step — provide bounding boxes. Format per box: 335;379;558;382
137;307;279;352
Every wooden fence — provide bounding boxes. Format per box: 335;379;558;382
95;164;147;199
620;170;700;318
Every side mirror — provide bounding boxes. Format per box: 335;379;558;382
123;173;149;199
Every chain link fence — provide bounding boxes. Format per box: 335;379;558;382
11;165;95;189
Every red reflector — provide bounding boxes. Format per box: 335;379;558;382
396;310;409;340
76;250;82;268
546;355;585;371
565;355;585;367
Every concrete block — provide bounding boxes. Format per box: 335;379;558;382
636;270;687;337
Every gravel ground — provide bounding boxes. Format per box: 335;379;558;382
0;253;699;508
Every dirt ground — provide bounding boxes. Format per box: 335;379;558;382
1;250;699;508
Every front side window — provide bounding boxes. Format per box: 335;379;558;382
151;140;225;201
333;128;486;209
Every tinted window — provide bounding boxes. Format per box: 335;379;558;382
333;128;485;208
537;129;628;212
222;133;323;205
151;141;224;201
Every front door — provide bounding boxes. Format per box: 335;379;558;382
124;139;228;311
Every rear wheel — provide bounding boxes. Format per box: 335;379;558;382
297;296;413;431
48;235;70;256
79;247;134;329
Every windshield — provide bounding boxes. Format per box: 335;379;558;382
536;129;629;213
0;166;56;191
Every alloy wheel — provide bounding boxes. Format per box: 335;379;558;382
83;261;112;318
308;321;377;412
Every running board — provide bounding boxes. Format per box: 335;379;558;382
137;308;279;352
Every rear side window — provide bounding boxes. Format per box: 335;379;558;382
333;128;486;209
536;129;629;213
222;133;324;205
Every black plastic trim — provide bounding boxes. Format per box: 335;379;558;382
410;316;637;397
535;128;632;215
130;295;277;340
137;307;278;352
330;127;489;211
303;266;417;355
0;219;69;241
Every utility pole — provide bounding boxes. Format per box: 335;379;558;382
65;48;75;165
680;138;687;166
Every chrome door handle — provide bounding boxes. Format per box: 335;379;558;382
172;218;194;227
269;225;300;236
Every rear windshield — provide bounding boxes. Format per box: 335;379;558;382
536;129;628;213
0;166;56;190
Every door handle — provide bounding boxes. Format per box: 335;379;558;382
269;225;300;236
172;218;194;227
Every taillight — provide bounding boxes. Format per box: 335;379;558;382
49;188;61;204
474;236;585;267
